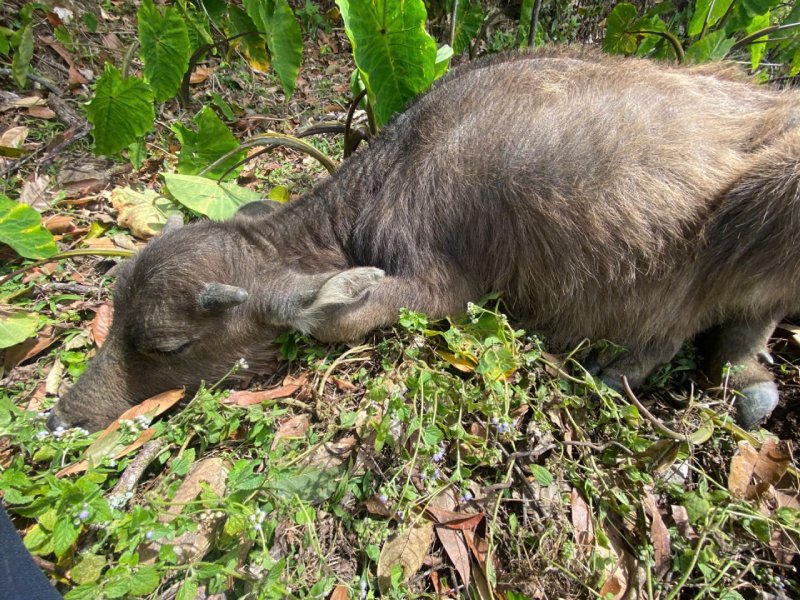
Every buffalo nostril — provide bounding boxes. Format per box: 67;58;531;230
46;410;69;432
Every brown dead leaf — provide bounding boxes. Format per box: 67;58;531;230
437;526;471;588
12;97;45;108
42;215;76;234
91;303;113;347
571;488;594;553
331;376;357;391
329;585;350;600
729;439;793;499
19;175;50;210
111;186;182;239
364;495;392;517
303;436;357;470
777;322;800;348
0;125;28;142
224;375;306;406
377;523;434;593
190;66;216;84
425;506;485;531
671;505;697;540
271;414;310;449
28;105;56;119
3;326;59;370
56;389;184;476
25;382;47;412
140;457;230;565
643;492;671;577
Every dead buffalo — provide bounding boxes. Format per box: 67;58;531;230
49;47;800;431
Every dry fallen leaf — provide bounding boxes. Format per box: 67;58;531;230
571;488;594;554
56;389;184;476
110;186;182;239
224;375;306;406
729;439;793;498
329;585;350;600
643;492;671;577
271;414;310;449
377;523;434;593
671;505;697;540
3;325;59;370
437;526;471;588
28;105;56;119
140;457;231;565
19;175;50;210
91;303;114;347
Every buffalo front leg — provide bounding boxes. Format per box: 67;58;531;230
696;318;779;429
291;268;474;342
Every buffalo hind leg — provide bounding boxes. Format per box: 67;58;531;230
696;318;778;429
591;338;684;392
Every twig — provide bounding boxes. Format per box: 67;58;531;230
558;440;634;455
622;376;689;442
37;282;103;295
0;67;61;95
106;438;169;509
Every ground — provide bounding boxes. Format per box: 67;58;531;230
1;2;799;599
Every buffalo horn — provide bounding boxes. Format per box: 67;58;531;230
199;282;249;310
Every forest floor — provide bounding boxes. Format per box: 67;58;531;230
1;2;799;599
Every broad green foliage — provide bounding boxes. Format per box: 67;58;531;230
11;22;33;88
0;194;58;259
244;0;304;97
453;0;484;54
85;64;155;155
603;0;795;69
688;0;736;36
162;173;261;220
137;0;191;102
0;311;39;349
173;106;246;180
337;0;439;127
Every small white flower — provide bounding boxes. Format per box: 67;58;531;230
236;357;249;370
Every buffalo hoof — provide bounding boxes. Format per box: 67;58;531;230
734;380;779;430
46;410;70;432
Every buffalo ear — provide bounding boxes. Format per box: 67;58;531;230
235;200;284;219
199;282;249;311
288;267;385;333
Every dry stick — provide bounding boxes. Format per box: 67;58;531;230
621;376;689;442
107;438;169;509
528;0;542;48
0;67;61;95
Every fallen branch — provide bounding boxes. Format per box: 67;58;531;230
622;376;688;442
106;438;169;509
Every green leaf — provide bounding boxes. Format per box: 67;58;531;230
176;580;199;600
688;0;735;37
183;5;213;53
53;518;80;559
0;310;39;349
337;0;438;127
518;0;534;47
529;465;553;486
434;45;453;80
267;466;342;504
173;106;245;180
229;5;271;72
745;11;770;70
71;554;106;585
85;64;155;156
454;0;484;54
83;12;98;33
11;23;33;88
740;0;780;17
137;0;191;102
128;566;160;596
602;4;640;55
244;0;303;98
0;194;58;259
686;30;735;62
163;173;261;220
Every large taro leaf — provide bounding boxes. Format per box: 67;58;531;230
0;310;39;349
688;0;735;37
0;194;57;259
162;173;261;220
137;0;191;102
243;0;303;97
85;65;155;156
337;0;438;127
686;30;735;62
454;0;484;55
173;106;245;180
602;4;640;55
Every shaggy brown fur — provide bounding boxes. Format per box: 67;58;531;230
50;47;800;431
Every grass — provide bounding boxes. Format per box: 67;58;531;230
1;297;799;599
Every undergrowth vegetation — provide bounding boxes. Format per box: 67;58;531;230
2;303;799;598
